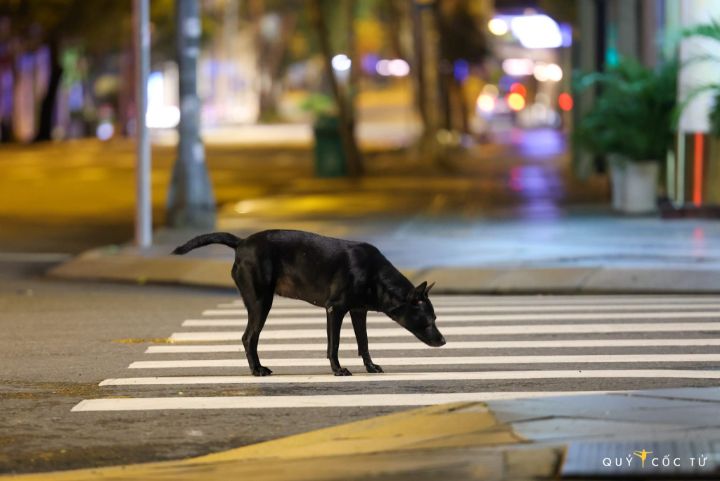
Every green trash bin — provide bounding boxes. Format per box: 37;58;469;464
313;115;347;177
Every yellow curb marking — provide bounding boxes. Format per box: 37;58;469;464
5;402;524;481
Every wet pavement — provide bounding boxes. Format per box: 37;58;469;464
0;129;607;257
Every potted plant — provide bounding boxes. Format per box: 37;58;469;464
679;20;720;137
574;58;678;213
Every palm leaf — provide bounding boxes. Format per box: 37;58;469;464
681;20;720;43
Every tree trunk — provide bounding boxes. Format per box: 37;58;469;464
0;66;13;142
345;0;359;119
34;38;63;142
410;2;428;134
257;13;296;121
0;117;11;142
0;50;14;142
118;47;134;137
411;0;445;165
385;0;404;58
311;0;362;177
167;0;216;229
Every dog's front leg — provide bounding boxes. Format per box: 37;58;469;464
326;306;351;376
350;310;383;373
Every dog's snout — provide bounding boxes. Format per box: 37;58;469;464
438;335;446;346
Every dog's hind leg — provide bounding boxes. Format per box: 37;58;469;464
350;310;384;373
327;306;351;376
232;263;274;377
242;295;273;376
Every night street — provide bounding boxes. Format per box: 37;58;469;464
3;0;720;479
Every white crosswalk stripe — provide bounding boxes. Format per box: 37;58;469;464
210;303;720;314
72;391;616;411
217;302;720;316
184;311;720;327
73;295;720;412
145;338;720;353
201;309;720;323
99;370;720;386
220;296;720;307
169;323;720;341
128;354;720;369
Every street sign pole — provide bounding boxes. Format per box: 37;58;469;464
133;0;152;247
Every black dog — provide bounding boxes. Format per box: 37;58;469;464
173;230;445;376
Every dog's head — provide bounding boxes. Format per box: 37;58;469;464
388;281;445;347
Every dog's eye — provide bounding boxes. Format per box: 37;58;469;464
414;300;424;306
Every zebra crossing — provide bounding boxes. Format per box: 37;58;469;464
72;295;720;412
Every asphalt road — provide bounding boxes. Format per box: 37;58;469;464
0;270;402;474
3;263;720;474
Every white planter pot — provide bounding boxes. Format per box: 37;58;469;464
609;160;658;214
609;161;625;211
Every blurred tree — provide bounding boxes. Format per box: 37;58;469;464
0;0;216;142
0;0;133;141
538;0;577;26
0;16;15;142
680;20;720;138
246;0;302;121
310;0;362;177
411;0;441;157
436;0;488;135
167;0;215;229
408;0;489;166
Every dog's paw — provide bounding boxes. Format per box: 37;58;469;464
333;367;352;376
252;366;273;377
364;363;384;374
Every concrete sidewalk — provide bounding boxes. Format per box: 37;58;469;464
7;387;720;480
50;213;720;293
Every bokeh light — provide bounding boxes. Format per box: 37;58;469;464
558;92;573;111
331;54;352;72
476;94;496;113
534;63;563;82
507;93;526;111
510;83;527;97
488;18;509;36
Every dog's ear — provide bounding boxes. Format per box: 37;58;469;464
407;282;427;301
425;282;435;296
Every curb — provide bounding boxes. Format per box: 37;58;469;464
48;248;720;294
3;403;560;481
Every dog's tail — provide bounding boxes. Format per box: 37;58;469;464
172;232;242;255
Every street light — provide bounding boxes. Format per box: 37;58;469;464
133;0;152;247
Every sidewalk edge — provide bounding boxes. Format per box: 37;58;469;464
48;249;720;294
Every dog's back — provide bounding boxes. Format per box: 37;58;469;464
173;229;395;307
242;230;385;307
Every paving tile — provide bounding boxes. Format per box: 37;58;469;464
488;393;710;425
490;268;596;292
582;269;720;293
510;417;685;442
418;268;504;292
627;387;720;404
